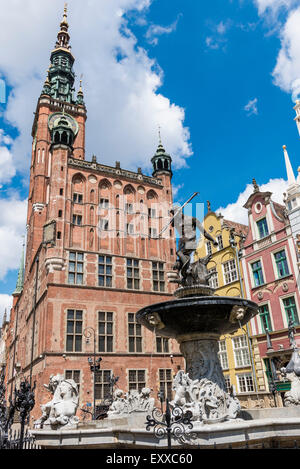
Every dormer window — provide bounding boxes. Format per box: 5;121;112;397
257;218;269;239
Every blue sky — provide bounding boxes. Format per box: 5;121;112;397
0;0;300;316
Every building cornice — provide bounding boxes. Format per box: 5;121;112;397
68;157;163;188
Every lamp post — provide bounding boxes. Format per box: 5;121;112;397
84;327;102;420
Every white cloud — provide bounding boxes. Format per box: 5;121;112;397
0;195;27;281
216;178;288;225
0;0;192;181
244;97;258;116
0;294;12;325
254;1;300;100
145;15;181;46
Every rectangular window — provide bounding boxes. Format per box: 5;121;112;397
66;310;83;352
99;198;109;209
274;250;289;278
127;259;140;290
95;370;112;402
232;335;251;367
98;255;112;287
206;241;212;256
126;223;134;235
208;267;219;289
152;262;165;292
257;218;269;239
259;304;272;332
237;373;254;393
149;227;158;239
223;259;237;285
224;375;231;394
98;312;114;353
73;193;83;204
128;369;146;392
73;214;82;226
68;252;84;285
156;336;169;353
148;208;156;218
217;234;223;250
251;260;264;287
65;370;81;394
218;340;229;370
283;297;299;325
128;313;142;353
159;369;173;401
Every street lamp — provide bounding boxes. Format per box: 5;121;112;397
83;327;102;420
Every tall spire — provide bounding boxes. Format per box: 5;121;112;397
13;240;25;296
283;145;297;187
151;127;173;177
44;4;76;104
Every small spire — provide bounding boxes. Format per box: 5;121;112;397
252;178;259;193
55;3;71;51
62;3;68;25
207;201;211;212
283;145;296;187
13;239;25;296
77;77;85;105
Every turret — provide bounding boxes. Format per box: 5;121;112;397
151;129;172;178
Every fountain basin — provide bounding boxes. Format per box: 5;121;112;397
136;296;258;341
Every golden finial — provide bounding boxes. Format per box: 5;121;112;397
61;3;68;25
283;145;287;150
158;125;162;145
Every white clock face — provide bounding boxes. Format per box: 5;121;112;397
48;112;79;136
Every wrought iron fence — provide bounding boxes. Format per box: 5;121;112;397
0;428;40;450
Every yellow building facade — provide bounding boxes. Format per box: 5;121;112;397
195;208;259;397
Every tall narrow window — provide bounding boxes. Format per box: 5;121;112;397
251;260;264;287
128;313;142;353
68;252;84;285
99;198;109;209
98;256;112;287
98;312;114;352
208;267;219;289
159;369;173;401
66;310;83;352
73;193;83;204
223;259;237;285
217;234;223;250
95;370;112;403
206;241;212;256
218;340;229;370
232;336;250;367
283;297;299;325
152;262;165;292
257;218;269;239
259;304;272;332
274;250;289;278
156;336;169;353
73;214;82;226
127;259;140;290
128;369;146;392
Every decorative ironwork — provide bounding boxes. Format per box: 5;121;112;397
146;399;197;448
0;374;36;449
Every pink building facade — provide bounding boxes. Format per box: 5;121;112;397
242;180;300;396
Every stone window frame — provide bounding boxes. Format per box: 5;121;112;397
98;255;113;288
65;309;84;353
72;214;83;226
158;369;173;401
271;246;291;280
222;258;238;285
280;294;300;328
127;312;143;353
218;339;229;370
128;369;147;392
256;217;269;240
236;373;254;393
208;266;219;289
156;336;169;353
98;311;114;353
232;335;251;368
73;192;83;204
95;369;113;404
68;251;84;285
126;258;140;290
258;302;273;333
152;261;165;293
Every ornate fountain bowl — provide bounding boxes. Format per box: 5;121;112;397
136;296;258;341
